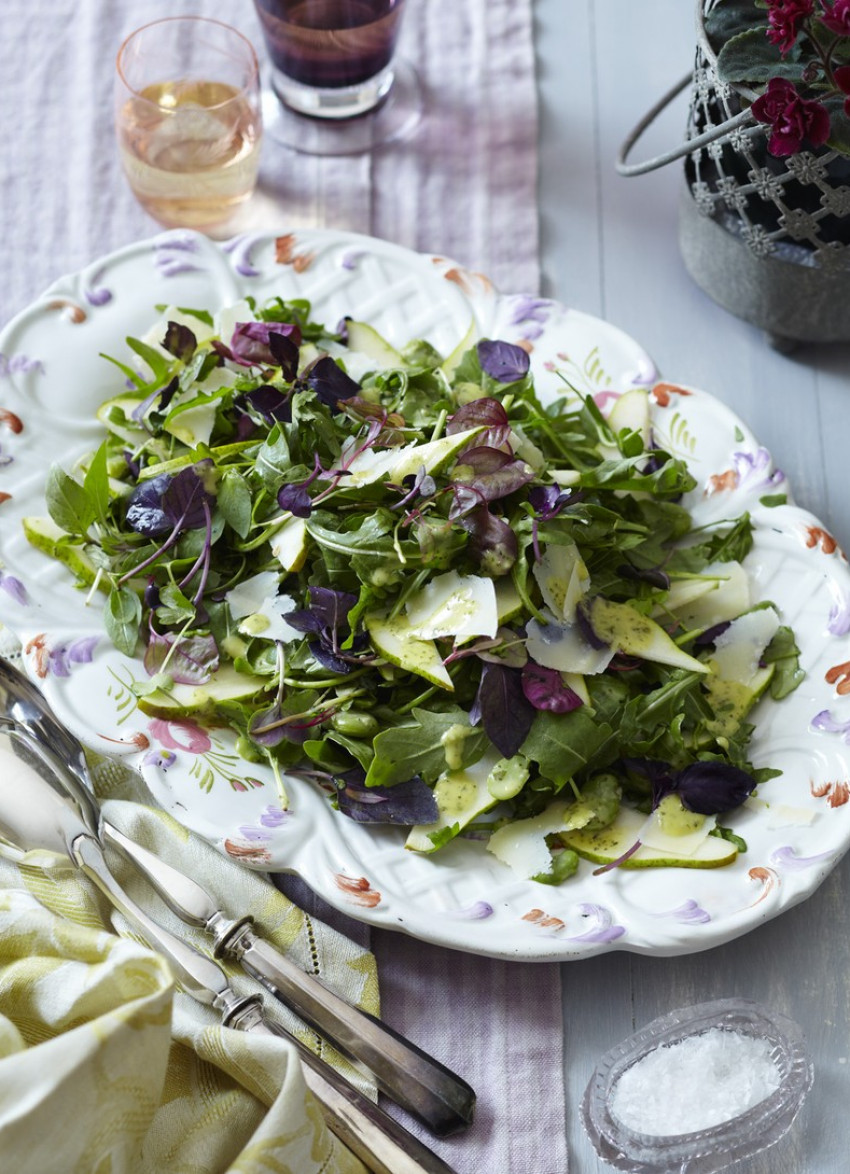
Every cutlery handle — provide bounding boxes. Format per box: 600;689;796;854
229;1001;460;1174
218;920;475;1137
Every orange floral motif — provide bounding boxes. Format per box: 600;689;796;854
441;266;493;295
334;873;382;908
0;408;23;433
24;633;49;677
706;469;739;494
521;908;566;931
805;525;839;554
810;778;850;807
747;865;779;905
650;382;693;407
98;730;151;751
826;661;850;695
274;233;314;272
0;492;11;505
47;298;86;323
224;839;272;863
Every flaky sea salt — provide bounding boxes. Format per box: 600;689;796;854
610;1027;782;1136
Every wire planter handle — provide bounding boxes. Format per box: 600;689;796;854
616;73;761;178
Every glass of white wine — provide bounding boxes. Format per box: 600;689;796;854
115;17;263;232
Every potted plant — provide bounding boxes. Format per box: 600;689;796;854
623;1;850;347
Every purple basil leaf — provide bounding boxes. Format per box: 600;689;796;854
477;661;535;758
617;563;671;590
249;702;326;747
268;331;300;381
277;482;313;517
528;484;564;518
132;375;180;424
310;641;355;675
453;449;535;503
694;620;732;647
284;608;326;635
576;601;610;650
675;761;758;815
308;586;358;632
307;356;361;411
144;630;219;684
162;464;214;530
446;397;511;448
143;579;160;609
458;506;518;575
162;321;197;362
236;385;292;425
126;473;174;536
230;320;301;368
336;774;439;825
521;662;583;713
477;339;531;383
122;450;141;482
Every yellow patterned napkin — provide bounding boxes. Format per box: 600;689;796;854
0;750;376;1174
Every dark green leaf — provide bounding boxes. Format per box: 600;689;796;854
83;441;110;525
218;469;253;538
45;465;96;536
105;587;142;656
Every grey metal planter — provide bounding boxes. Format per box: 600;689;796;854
618;0;850;349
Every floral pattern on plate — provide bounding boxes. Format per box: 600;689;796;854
1;228;850;960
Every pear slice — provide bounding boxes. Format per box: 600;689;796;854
405;752;500;853
607;387;651;444
270;515;309;573
22;517;104;590
364;611;453;691
662;560;752;629
95;394;149;445
344;320;406;369
586;597;709;674
561;805;738;869
163;395;219;448
439;318;477;379
342;427;483;488
135;665;266;718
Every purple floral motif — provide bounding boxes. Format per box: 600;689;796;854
223;233;265;278
0;443;13;468
235;807;291;842
44;634;98;677
769;845;836;871
83;266;113;306
448;901;494;920
258;805;290;828
507;295;555;341
650;898;711;925
142;747;177;770
0;354;45;379
628;355;660;387
568;902;626;943
0;570;27;605
811;709;850;742
828;587;850;636
340;249;366;271
730;447;785;493
154;235;202;277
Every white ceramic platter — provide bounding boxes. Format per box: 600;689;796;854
2;228;850;960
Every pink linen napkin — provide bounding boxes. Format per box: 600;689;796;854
1;2;566;1171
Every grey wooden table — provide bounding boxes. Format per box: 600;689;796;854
537;2;850;1171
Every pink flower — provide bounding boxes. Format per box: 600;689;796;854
820;0;850;34
767;0;815;53
751;77;831;155
148;717;211;754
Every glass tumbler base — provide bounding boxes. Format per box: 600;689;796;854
261;58;422;156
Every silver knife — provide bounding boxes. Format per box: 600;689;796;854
0;657;475;1137
0;722;460;1174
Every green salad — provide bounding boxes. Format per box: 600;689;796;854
27;296;804;883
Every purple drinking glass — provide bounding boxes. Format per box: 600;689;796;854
253;0;407;120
